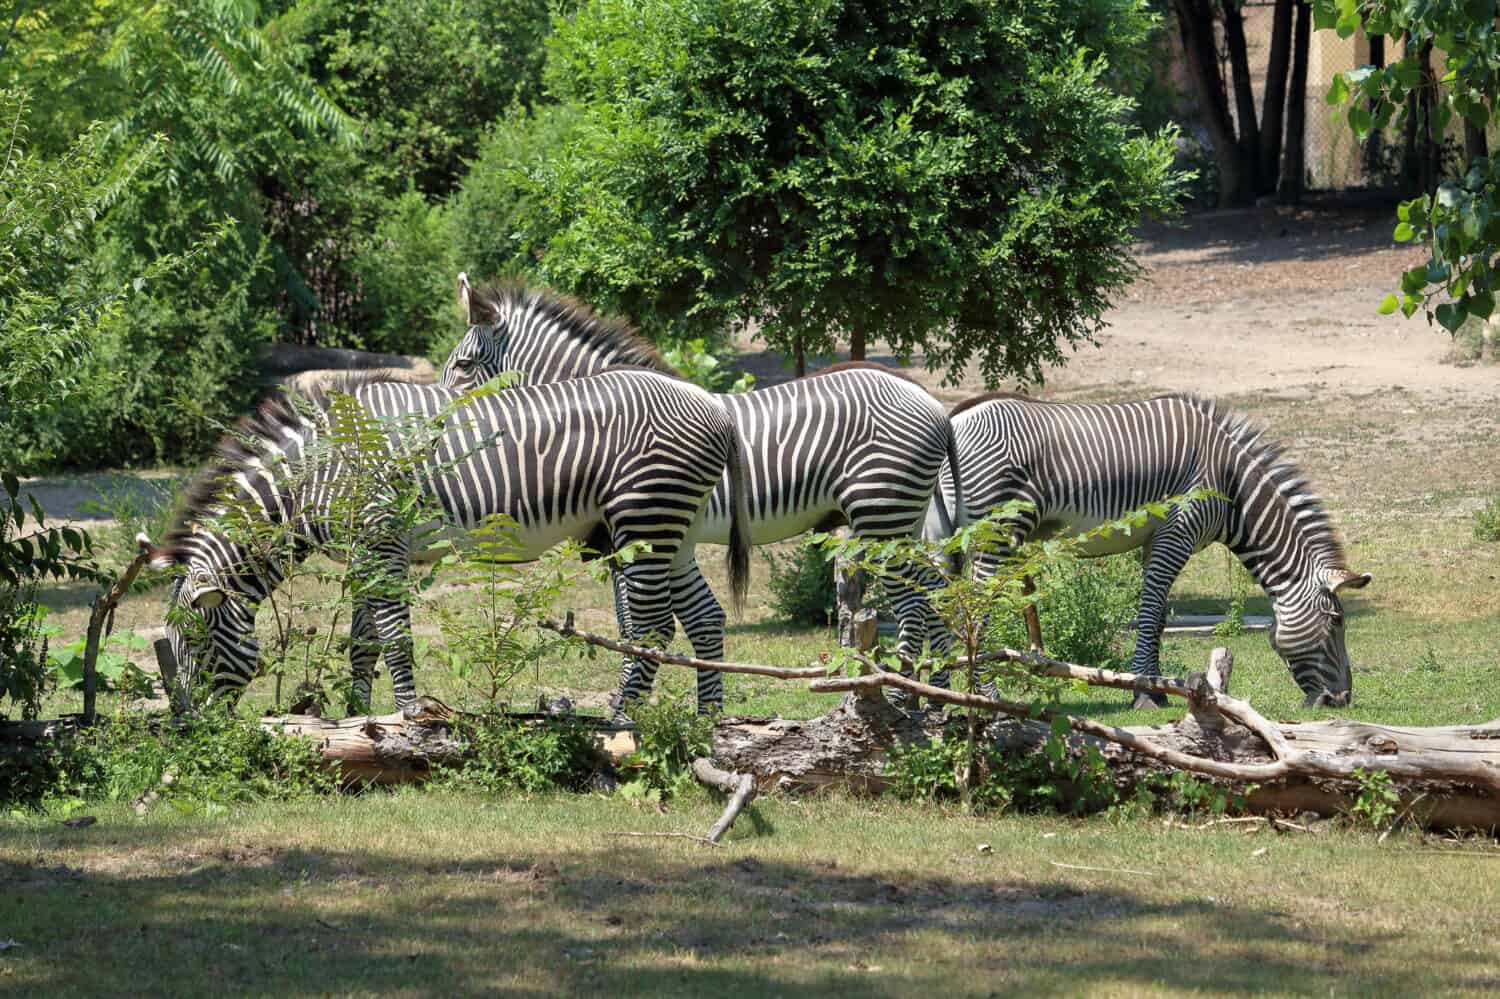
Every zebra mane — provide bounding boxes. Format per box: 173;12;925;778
469;281;677;375
1175;393;1348;570
155;370;399;562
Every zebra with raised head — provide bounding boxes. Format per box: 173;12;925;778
441;276;963;714
929;392;1370;707
147;369;751;709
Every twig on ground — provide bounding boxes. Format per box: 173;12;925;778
1050;861;1152;876
604;832;722;848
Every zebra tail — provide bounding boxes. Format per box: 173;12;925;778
932;422;965;537
725;421;753;617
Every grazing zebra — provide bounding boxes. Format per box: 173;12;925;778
147;370;750;709
442;276;962;714
930;393;1370;707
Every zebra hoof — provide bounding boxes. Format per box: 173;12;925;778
1131;691;1169;710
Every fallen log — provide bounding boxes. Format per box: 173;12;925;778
226;621;1500;829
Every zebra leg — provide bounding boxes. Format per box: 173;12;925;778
608;558;677;724
353;544;420;711
348;599;380;712
875;562;932;709
1130;526;1197;708
668;559;726;715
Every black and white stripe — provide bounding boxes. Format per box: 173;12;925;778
931;393;1370;705
444;278;963;713
150;370;750;710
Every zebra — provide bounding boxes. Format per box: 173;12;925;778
928;392;1370;708
146;369;751;710
441;276;963;714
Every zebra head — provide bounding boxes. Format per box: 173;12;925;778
1267;567;1371;707
442;272;510;391
154;546;260;708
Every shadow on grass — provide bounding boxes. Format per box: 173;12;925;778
3;821;1492;996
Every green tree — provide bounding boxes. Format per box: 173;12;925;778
505;0;1181;382
1320;0;1500;328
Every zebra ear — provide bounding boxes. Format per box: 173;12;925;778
189;587;226;610
1324;569;1372;594
457;272;472;325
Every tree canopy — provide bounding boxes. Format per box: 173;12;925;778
505;0;1182;384
1320;0;1500;328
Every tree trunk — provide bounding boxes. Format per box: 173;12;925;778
1465;121;1488;164
1279;1;1311;203
794;337;806;378
1363;35;1387;182
1173;0;1254;206
1220;0;1262;192
848;321;867;362
1258;0;1294;192
1419;42;1441;194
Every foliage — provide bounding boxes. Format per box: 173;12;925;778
512;0;1182;381
1349;766;1401;832
47;630;154;700
763;544;836;628
430;517;618;711
4;702;337;810
437;714;598;794
815;489;1216;804
620;691;714;799
1320;0;1500;327
659;339;756;393
349;190;460;357
1474;497;1500;542
990;552;1142;672
1213;553;1253;638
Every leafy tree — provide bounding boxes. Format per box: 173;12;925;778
504;0;1181;382
1320;0;1500;327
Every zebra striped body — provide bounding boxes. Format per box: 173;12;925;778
150;371;749;709
443;280;961;712
932;393;1369;705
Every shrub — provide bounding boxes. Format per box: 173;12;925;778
439;714;598;794
1474;497;1500;542
764;543;837;627
620;691;713;798
4;704;337;811
990;552;1142;670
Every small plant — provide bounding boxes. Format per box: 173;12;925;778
764;543;836;627
620;691;713;798
990;552;1142;671
1213;555;1253;637
1414;646;1444;674
1474;497;1500;542
47;629;154;700
439;714;597;794
78;477;180;583
888;736;1013;812
1349;767;1401;832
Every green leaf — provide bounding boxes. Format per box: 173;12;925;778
1377;293;1400;315
1435;302;1465;332
1325;74;1349;106
1466;291;1495;319
1394;222;1415;242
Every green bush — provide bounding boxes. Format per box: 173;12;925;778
351;191;459;358
1474;497;1500;542
438;714;598;794
621;692;713;798
764;544;836;627
4;704;337;811
991;553;1143;670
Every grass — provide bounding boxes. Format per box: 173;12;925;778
14;359;1500;994
5;793;1500;996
